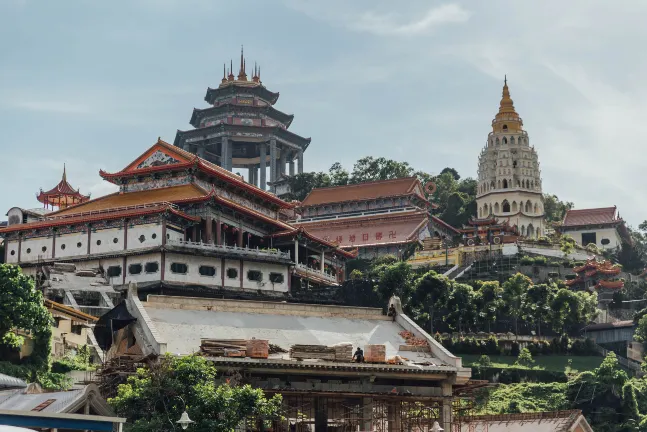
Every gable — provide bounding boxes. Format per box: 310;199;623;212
123;143;191;173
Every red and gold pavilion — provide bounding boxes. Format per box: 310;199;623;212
36;165;90;210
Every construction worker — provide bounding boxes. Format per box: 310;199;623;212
353;347;364;363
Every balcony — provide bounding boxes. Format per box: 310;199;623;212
295;263;338;284
166;239;292;262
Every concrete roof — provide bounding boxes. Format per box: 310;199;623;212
457;411;592;432
0;375;26;390
0;386;85;413
143;297;450;368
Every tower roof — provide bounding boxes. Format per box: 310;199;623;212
36;165;90;209
492;76;523;133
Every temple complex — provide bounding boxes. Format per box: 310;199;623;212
557;206;629;250
292;177;434;259
475;78;545;238
174;47;310;193
565;258;624;303
0;139;353;296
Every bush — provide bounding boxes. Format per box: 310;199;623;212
520;256;534;266
477;354;492;366
533;256;547;267
485;335;500;355
511;342;520;357
516;348;534;367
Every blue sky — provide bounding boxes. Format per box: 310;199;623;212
1;0;645;225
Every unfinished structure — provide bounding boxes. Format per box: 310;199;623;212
96;284;473;430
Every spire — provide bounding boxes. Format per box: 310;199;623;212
237;45;247;81
221;63;227;84
252;61;260;83
62;163;67;182
228;59;234;81
492;76;523;132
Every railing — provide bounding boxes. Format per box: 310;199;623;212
167;239;291;260
295;263;338;283
42;201;179;220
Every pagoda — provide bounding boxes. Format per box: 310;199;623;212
174;47;311;194
36;165;90;210
565;258;623;303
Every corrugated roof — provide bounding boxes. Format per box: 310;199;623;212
0;387;85;412
562;206;619;227
300;177;424;207
0;374;27;390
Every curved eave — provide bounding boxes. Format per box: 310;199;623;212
270;227;358;259
99;161;197;184
189;104;295;128
204;85;280;105
0;206;199;234
175;124;311;150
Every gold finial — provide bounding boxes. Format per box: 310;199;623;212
492;76;523;132
62;163;67;182
221;63;227;84
228;59;234;81
237;45;247;81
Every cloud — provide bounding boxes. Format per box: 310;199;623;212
350;4;471;36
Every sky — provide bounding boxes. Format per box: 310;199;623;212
1;0;646;225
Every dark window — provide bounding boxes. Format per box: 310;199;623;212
502;124;508;131
145;262;159;273
26;248;31;254
601;238;611;246
42;246;47;252
199;265;216;277
152;233;157;239
10;250;15;256
113;238;119;244
581;232;597;246
269;273;284;284
129;264;143;275
247;270;263;282
71;325;83;335
107;266;122;277
77;242;82;248
139;235;146;243
167;233;170;239
227;268;238;279
96;240;102;246
60;244;66;250
502;201;510;212
171;263;188;274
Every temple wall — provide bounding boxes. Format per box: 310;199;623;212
241;261;289;292
164;253;223;285
5;239;19;263
123;252;163;285
127;223;163;249
560;226;622;250
90;228;125;254
56;232;89;259
223;258;241;286
20;236;54;261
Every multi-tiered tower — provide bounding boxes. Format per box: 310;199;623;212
174;47;310;193
476;78;545;238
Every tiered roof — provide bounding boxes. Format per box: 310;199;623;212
565;259;624;290
36;166;90;210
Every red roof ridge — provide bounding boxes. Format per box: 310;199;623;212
312;177;419;193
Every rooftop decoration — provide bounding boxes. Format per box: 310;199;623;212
36;165;90;210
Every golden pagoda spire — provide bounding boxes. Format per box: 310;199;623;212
228;59;234;81
492;76;523;133
221;63;228;84
237;45;247;81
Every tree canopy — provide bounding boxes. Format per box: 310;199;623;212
110;354;283;432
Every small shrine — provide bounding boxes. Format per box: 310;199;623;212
565;259;623;302
36;165;90;210
459;217;519;246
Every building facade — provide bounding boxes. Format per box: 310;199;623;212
476;78;545;238
174;48;310;194
558;206;628;250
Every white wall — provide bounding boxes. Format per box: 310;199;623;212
97;257;125;285
124;252;163;285
56;232;89;259
5;239;19;263
562;226;622;250
127;223;163;249
20;236;54;262
242;261;289;293
90;228;125;254
224;258;241;288
166;226;184;242
164;253;223;285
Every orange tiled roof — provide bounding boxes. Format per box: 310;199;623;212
300;177;426;207
51;184;207;216
562;207;620;227
45;299;98;322
293;210;428;249
270;227;358;258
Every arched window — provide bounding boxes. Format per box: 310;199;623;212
527;223;535;238
503;179;508;189
479;207;482;218
496;137;500;145
483;203;489;215
502;200;510;213
531;181;534;189
494;202;500;213
497;180;501;189
525;200;532;212
534;203;538;213
521;225;526;236
512;201;518;212
510;136;515;144
502;125;508;131
503;137;508;144
536;227;541;238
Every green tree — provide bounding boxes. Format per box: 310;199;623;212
284;171;331;201
0;264;52;370
634;314;647;343
550;289;597;334
521;283;556;336
559;235;576;257
373;261;414;305
444;282;477;333
543;194;573;223
410;270;451;333
474;281;503;332
515;348;534;367
349;156;414;183
328;162;349;186
502;273;532;335
110;354;282;432
440;167;460;181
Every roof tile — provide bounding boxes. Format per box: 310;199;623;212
562;207;619;227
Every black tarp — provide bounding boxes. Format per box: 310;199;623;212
94;302;137;351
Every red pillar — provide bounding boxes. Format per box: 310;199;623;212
205;216;213;244
216;221;222;245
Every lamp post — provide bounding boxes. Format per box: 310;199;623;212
175;396;193;430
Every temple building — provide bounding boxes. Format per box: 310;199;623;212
292;177;435;259
37;165;90;210
475;78;545;238
557;206;629;250
565;258;624;303
174;47;310;193
0;139;354;297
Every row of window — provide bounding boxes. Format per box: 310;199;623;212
15;233;163;257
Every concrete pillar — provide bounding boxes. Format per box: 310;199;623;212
294;239;299;265
205;216;213;244
279;148;287;176
320;250;325;273
222;137;231;170
253;166;259;186
269;139;277;190
237;225;243;248
297;149;304;174
259;142;267;190
362;398;373;432
441;382;453;431
216;220;222;245
388;401;401;432
315;397;328;432
197;145;205;159
289;159;295;176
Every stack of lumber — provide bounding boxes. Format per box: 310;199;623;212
200;339;269;359
246;339;269;359
290;344;336;361
364;344;386;363
398;331;429;347
332;342;353;362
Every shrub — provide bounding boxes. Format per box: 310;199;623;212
516;348;535;367
511;342;520;357
520;256;535;266
477;354;492;366
485;335;501;355
533;256;547;266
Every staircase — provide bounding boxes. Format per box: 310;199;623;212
444;263;473;280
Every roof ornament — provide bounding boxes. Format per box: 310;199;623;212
237;45;248;81
228;59;234;81
62;163;67;182
222;63;228;84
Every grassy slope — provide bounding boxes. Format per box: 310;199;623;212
460;355;603;373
